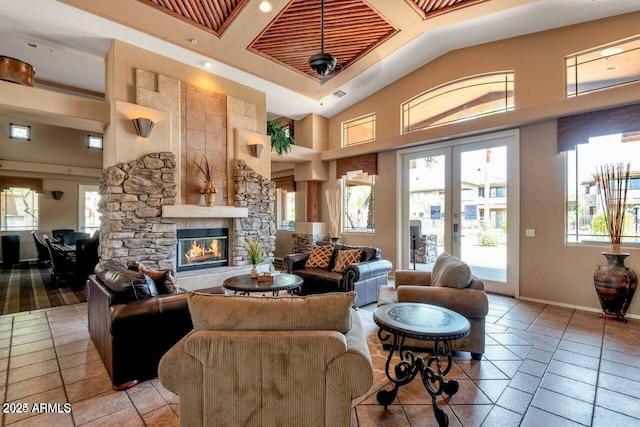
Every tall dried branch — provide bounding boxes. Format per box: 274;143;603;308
596;163;630;248
325;187;341;237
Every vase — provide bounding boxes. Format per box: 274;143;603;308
250;265;259;279
204;193;215;207
330;236;341;244
594;252;638;322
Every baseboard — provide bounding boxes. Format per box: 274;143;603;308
518;296;640;320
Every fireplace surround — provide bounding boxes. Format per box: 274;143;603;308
176;228;229;272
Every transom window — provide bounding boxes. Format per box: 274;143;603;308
566;133;640;244
342;113;376;147
402;72;515;134
566;35;640;97
1;187;38;231
343;172;375;233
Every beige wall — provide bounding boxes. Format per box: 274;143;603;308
323;12;640;315
0;118;102;261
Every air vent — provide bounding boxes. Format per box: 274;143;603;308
332;90;347;98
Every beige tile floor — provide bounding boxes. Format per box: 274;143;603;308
0;292;639;426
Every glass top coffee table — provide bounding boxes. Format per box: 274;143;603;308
374;302;471;427
223;273;303;296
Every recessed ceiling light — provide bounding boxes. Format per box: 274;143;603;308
190;38;198;45
202;60;212;69
259;1;272;12
600;47;623;57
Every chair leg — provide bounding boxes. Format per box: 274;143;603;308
471;352;482;360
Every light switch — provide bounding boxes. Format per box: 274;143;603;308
525;229;535;237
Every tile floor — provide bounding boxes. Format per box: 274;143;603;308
0;292;638;426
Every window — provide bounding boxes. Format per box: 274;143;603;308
10;123;31;141
342;114;375;147
343;172;375;233
276;188;295;231
79;185;100;233
402;72;514;133
1;187;38;231
490;187;507;198
566;133;640;244
566;35;640;97
87;135;103;150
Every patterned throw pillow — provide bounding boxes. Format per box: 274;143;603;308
305;244;334;269
332;249;362;273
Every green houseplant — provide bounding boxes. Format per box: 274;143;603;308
245;237;263;278
267;120;295;157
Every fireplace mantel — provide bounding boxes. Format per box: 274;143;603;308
162;205;248;219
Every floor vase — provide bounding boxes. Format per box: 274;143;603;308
594;252;637;322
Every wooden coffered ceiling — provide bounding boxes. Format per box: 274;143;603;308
249;0;397;80
136;0;249;36
406;0;490;19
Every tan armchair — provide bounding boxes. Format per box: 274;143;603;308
159;291;374;427
378;253;489;360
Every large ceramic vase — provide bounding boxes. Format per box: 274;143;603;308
594;252;638;322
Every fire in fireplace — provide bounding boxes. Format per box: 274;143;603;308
176;229;228;271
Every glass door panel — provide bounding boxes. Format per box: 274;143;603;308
408;153;447;271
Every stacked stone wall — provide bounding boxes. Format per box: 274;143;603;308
233;160;276;266
292;234;330;254
98;152;177;270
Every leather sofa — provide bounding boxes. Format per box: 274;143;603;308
283;242;393;307
87;259;223;389
378;253;489;360
159;291;374;427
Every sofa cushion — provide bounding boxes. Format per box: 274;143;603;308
127;261;177;295
335;244;380;262
431;253;472;289
333;249;362;272
188;291;356;333
94;260;159;301
305;244;334;269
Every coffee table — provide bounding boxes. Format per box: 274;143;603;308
374;303;471;427
223;273;303;296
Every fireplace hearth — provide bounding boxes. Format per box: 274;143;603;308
176;229;229;272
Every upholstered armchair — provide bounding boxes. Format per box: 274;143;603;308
378;253;489;360
159;291;374;427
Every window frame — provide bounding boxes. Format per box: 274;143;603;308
78;184;100;234
342;173;375;234
401;72;515;134
341;113;376;147
1;187;39;231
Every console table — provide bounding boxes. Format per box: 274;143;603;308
374;302;470;427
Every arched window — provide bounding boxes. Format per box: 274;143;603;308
402;72;515;134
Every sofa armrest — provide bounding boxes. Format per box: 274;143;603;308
344;259;392;289
283;253;310;273
397;285;489;319
158;331;204;426
394;270;433;289
326;311;374;426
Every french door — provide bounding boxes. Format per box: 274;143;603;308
399;130;519;296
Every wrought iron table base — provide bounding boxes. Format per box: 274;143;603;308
233;290;282;297
376;331;458;427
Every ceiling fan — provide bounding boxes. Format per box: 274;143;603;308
309;0;337;77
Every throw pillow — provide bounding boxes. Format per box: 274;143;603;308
144;269;177;294
332;249;362;272
431;253;472;289
305;244;334;269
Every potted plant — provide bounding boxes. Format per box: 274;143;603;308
325;187;341;243
267;120;295;157
245;237;263;278
195;156;217;206
593;162;637;322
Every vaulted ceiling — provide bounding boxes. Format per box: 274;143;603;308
2;0;640;119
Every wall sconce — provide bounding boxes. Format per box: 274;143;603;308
132;117;155;138
247;141;265;158
51;191;64;200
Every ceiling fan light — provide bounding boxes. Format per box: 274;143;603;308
309;52;337;77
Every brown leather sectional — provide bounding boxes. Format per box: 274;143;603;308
86;259;223;389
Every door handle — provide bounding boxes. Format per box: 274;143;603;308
453;223;459;243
